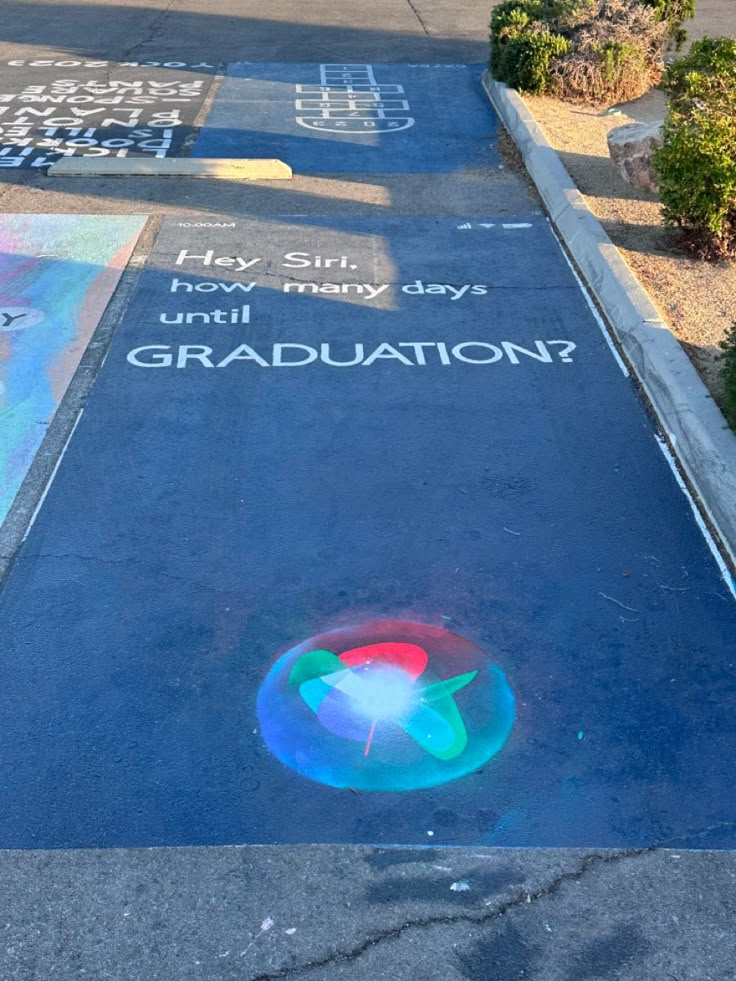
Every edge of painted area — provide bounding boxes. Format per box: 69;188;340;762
47;158;293;180
481;70;736;569
0;214;149;532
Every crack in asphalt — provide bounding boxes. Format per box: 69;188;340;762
248;848;654;981
405;0;430;36
119;0;180;62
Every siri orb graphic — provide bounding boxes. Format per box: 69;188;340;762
257;620;516;791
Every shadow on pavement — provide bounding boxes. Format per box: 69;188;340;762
0;3;489;64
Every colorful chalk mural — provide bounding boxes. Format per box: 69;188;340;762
257;621;515;791
0;214;146;523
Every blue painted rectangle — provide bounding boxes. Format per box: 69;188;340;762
1;215;735;850
193;63;499;173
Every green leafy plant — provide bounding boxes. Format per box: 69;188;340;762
490;1;572;93
496;30;571;93
490;0;667;103
554;36;649;102
662;35;736;103
641;0;696;47
654;38;736;258
543;0;598;29
490;1;572;94
720;322;736;429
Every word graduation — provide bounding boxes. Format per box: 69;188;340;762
127;340;578;368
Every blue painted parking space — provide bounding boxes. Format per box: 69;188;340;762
193;63;499;173
0;215;735;850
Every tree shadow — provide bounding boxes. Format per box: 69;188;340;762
562;922;652;981
0;3;490;64
365;867;522;906
456;922;544;981
556;150;659;204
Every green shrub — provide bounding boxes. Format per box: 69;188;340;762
499;30;572;93
599;39;649;96
641;0;696;44
490;1;572;93
490;0;666;103
644;0;695;20
544;0;598;29
720;323;736;430
490;2;537;82
662;35;736;103
549;37;651;102
598;41;647;85
654;38;736;258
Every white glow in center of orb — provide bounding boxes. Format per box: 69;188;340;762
335;664;416;721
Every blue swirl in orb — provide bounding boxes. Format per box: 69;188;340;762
257;620;516;791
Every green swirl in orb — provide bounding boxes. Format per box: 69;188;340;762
258;620;516;792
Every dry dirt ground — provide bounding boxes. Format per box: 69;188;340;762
523;0;735;410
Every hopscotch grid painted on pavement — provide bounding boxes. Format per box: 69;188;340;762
295;64;415;134
193;62;500;173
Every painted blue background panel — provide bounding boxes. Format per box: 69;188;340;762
193;63;499;173
0;216;735;850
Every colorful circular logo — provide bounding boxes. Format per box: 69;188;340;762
257;620;515;791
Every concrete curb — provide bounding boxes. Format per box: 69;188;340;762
482;70;736;568
48;157;292;179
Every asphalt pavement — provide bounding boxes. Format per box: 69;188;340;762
0;2;735;979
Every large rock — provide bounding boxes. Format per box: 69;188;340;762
607;120;664;193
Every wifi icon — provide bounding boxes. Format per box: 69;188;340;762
456;223;472;230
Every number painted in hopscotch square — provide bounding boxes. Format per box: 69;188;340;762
294;64;415;134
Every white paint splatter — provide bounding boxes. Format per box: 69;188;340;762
239;917;275;957
450;881;471;892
